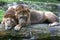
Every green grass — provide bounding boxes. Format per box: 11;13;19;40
0;0;59;22
0;0;60;3
0;9;4;22
0;0;20;2
25;0;60;3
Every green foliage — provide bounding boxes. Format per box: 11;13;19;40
0;9;4;22
24;0;60;3
0;0;20;2
0;0;60;3
0;0;59;22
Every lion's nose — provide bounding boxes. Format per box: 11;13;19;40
8;26;10;27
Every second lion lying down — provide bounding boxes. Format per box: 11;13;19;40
1;7;18;30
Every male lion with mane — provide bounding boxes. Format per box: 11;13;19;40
14;4;59;31
1;7;18;30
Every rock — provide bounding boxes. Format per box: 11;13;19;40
0;24;60;39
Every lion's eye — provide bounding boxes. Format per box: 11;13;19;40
18;13;20;14
7;19;9;21
15;9;18;11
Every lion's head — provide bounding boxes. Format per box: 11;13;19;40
1;8;18;30
15;5;30;26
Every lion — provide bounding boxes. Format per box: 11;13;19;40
1;7;18;30
13;4;59;31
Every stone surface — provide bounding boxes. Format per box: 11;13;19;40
0;24;60;39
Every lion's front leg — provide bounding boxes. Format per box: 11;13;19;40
14;24;22;31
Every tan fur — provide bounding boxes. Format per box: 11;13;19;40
1;7;18;30
14;5;59;31
15;5;30;25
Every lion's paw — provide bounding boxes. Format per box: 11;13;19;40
49;22;59;27
14;25;21;31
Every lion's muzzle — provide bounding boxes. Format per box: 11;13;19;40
18;16;28;26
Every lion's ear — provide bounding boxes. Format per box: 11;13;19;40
1;21;5;24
